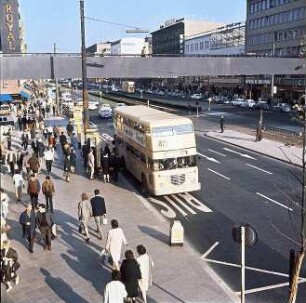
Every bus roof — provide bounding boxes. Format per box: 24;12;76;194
114;105;192;126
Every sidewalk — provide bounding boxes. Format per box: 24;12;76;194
204;129;303;167
1;131;238;303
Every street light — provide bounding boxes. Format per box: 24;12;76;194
80;0;89;137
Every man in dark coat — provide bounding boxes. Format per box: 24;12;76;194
90;189;106;240
21;131;29;151
36;204;53;251
19;204;36;253
0;240;20;292
110;150;122;182
220;116;225;133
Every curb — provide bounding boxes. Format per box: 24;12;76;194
199;130;302;168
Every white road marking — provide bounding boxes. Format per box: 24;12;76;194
170;195;196;215
223;147;257;160
207;168;231;181
198;152;221;164
164;196;188;217
179;193;213;213
256;192;293;212
149;198;177;219
201;242;219;259
246;163;273;175
208;149;227;157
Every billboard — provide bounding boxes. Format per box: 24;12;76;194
0;0;21;52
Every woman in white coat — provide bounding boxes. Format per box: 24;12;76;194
105;219;127;270
136;244;154;303
78;193;92;242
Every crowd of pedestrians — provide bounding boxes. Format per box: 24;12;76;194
0;96;155;302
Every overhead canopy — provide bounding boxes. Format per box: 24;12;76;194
0;94;13;102
20;90;31;100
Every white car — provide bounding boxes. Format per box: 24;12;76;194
88;101;98;110
191;93;202;100
98;104;112;118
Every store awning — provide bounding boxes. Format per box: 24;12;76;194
20;90;31;100
0;94;13;102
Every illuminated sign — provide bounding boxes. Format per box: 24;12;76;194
0;0;21;52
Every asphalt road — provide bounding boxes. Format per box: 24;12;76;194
88;94;306;303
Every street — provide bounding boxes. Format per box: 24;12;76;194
89;94;306;303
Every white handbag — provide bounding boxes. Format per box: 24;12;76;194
102;216;108;225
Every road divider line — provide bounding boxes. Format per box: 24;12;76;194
208;168;230;180
223;147;257;160
170;195;197;215
246;163;273;175
208;149;227;157
256;192;293;212
164;196;188;217
201;242;219;259
198;153;221;164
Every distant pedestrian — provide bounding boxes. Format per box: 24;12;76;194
220;116;225;133
70;147;76;173
13;169;24;202
6;149;16;177
136;245;154;303
44;147;54;175
52;105;56;116
78;193;92;243
0;188;9;219
17;116;22;131
110;150;122;182
48;134;56;152
90;189;107;240
66;122;74;137
42;176;55;213
101;150;110;183
37;138;45;171
27;174;41;209
0;240;20;292
87;148;95;180
120;250;142;303
36;204;53;251
59;132;67;149
255;122;263;142
6;129;12;150
21;131;29;151
27;153;40;175
19;203;36;253
105;219;128;270
103;270;127;303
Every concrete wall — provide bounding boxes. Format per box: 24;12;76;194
1;55;305;80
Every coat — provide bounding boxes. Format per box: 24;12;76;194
90;195;106;217
137;254;154;292
36;210;53;229
101;154;110;173
120;259;141;297
78;199;92;223
105;228;127;264
19;210;36;238
0;247;20;283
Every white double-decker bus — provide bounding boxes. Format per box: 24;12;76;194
114;105;201;196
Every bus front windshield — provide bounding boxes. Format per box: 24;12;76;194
151;155;197;171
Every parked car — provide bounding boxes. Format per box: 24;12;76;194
191;93;202;100
232;98;245;106
241;99;256;108
253;100;270;110
273;103;291;112
98;104;112;118
88;101;98;110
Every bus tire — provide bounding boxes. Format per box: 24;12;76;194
141;174;149;198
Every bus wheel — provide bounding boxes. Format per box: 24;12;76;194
141;175;149;198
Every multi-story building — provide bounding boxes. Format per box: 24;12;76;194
151;18;224;55
86;42;111;56
246;0;306;57
111;37;146;56
185;21;245;56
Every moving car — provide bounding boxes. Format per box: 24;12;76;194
253;100;270;110
191;93;202;100
273;103;291;113
98;104;112;118
241;99;256;108
88;101;98;110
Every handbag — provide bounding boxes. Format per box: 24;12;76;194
100;249;112;266
51;223;59;238
102;216;108;225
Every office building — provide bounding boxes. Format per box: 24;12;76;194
111;37;146;56
185;21;245;56
86;42;111;56
246;0;306;57
151;18;224;55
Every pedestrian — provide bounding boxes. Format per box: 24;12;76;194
220;116;225;133
19;203;36;253
71;132;78;151
90;189;107;240
52;104;56;117
6;149;16;177
120;250;142;303
6;129;12;150
0;240;20;292
23;152;31;179
36;204;53;251
110;150;122;182
37;138;45;171
87;148;95;180
42;176;55;213
136;245;154;303
0;215;11;244
48;134;56;153
27;153;40;175
255;122;263;142
78;193;92;243
70;147;76;173
13;169;24;202
43;127;49;140
16;149;24;172
27;174;41;209
105;219;128;270
44;147;54;175
59;132;67;149
81;144;90;170
103;270;127;303
64;148;72;182
0;188;9;219
22;115;27;131
17;116;22;131
66;121;74;137
101;150;110;183
30;126;36;141
21;131;29;151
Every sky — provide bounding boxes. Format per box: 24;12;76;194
19;0;246;53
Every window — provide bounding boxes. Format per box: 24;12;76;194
263;0;266;10
205;41;209;49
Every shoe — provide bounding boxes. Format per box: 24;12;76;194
14;275;19;285
48;246;52;251
29;248;33;253
85;238;90;243
6;285;12;292
97;236;102;240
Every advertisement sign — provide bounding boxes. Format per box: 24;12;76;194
0;0;21;52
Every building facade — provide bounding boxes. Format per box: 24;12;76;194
246;0;306;57
151;18;224;55
111;37;146;56
185;22;245;56
86;42;111;56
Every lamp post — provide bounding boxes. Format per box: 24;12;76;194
80;0;89;137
